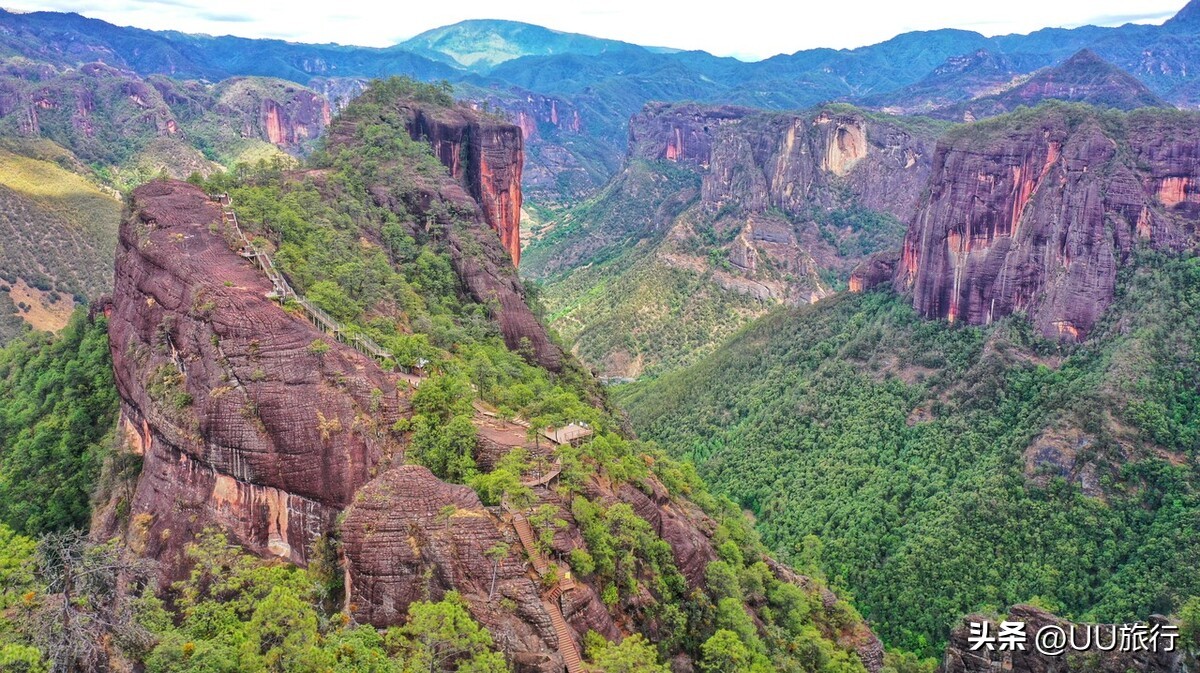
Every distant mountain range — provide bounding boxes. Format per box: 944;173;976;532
3;4;1199;201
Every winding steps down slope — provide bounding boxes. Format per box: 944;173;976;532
506;467;583;673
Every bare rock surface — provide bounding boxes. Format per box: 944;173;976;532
890;107;1200;340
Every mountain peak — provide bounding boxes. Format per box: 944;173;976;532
1166;0;1200;27
1011;49;1169;110
1062;48;1105;66
397;19;645;72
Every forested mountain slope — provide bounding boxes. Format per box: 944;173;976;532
525;103;944;379
0;142;119;341
0;78;895;673
620;249;1200;657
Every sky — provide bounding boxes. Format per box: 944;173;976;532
5;0;1189;60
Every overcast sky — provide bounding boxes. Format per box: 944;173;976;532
6;0;1189;60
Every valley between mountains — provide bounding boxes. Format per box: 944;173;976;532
0;4;1198;673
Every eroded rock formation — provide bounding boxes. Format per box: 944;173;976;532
408;105;525;267
889;106;1200;340
0;64;333;162
629;103;935;223
103;181;406;570
255;87;331;148
103;181;877;672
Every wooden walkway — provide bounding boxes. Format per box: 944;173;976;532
511;513;549;575
543;595;584;673
211;194;394;366
213;192;580;671
502;463;582;673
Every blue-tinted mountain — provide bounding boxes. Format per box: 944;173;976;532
0;8;457;82
4;2;1200;200
933;49;1172;120
398;19;675;72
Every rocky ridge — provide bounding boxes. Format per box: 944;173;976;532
858;104;1200;341
101;179;884;672
935;50;1172;122
0;61;332;180
526;101;942;379
406;103;525;267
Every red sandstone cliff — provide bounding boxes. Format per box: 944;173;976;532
101;179;880;672
629;103;935;224
324;98;561;371
0;64;333;162
256;88;331;148
103;181;405;570
884;105;1200;340
408;105;525;267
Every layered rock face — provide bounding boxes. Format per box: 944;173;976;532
104;181;405;571
105;183;874;672
889;106;1200;340
0;63;333;173
344;101;562;371
473;91;616;200
0;62;178;149
942;605;1185;673
629;102;935;224
408;106;524;267
244;84;331;149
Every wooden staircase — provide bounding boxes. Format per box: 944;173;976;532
511;513;549;575
542;595;585;673
503;473;583;673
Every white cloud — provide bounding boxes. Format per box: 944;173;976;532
7;0;1188;60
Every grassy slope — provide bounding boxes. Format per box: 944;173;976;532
0;144;120;340
545;246;770;379
529;153;910;380
618;251;1200;655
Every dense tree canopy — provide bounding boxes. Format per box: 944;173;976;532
0;310;117;535
621;252;1200;656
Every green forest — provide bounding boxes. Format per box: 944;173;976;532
0;78;905;673
620;250;1200;656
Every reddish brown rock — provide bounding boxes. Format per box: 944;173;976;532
257;88;331;148
104;180;406;573
105;169;881;670
340;466;608;673
941;605;1185;673
629;103;935;224
468;92;600;198
893;106;1200;341
850;251;901;293
408;105;524;267
326;99;562;371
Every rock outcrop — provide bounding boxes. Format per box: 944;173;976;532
103;181;406;570
348;100;560;371
0;63;333;171
408;105;525;267
888;105;1200;340
470;91;612;199
629;102;936;224
942;605;1186;673
221;78;332;149
103;181;877;673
